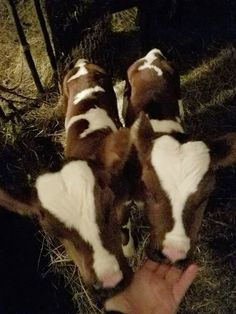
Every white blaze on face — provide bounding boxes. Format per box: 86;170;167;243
65;107;117;137
36;160;121;284
151;135;210;257
73;86;105;105
138;48;165;76
67;59;89;82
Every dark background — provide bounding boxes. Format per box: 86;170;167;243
0;210;74;314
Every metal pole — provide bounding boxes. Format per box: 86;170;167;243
7;0;44;94
33;0;58;81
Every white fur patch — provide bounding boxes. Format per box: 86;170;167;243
36;160;120;280
144;48;166;62
74;58;88;67
150;119;184;133
149;48;166;59
151;135;210;254
73;86;105;105
65;107;117;137
139;64;163;76
67;60;88;82
138;49;164;76
130;115;183;141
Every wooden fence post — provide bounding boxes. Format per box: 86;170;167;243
7;0;44;94
33;0;58;81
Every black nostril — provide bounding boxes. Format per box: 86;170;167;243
147;248;166;262
93;279;127;302
93;281;103;290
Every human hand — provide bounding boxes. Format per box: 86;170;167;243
104;259;198;314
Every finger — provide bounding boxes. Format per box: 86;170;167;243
174;264;199;303
155;263;171;278
143;259;160;272
165;265;183;283
104;292;130;313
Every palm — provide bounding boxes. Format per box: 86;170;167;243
105;260;198;314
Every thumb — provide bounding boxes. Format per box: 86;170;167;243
104;291;131;313
174;264;198;304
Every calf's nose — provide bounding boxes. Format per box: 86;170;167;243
100;270;123;289
162;246;187;263
147;247;166;262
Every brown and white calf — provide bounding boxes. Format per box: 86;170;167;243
62;59;122;159
0;60;134;293
123;48;183;129
125;49;236;264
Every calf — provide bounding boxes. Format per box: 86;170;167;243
62;59;121;159
123;48;183;128
0;60;134;294
126;49;236;264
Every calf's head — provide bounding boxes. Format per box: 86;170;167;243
0;128;133;293
63;59;121;137
123;48;183;127
61;59;122;161
132;113;236;263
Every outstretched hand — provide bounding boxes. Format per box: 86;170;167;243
105;259;198;314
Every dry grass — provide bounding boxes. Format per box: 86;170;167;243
182;46;236;114
40;233;103;314
181;45;236;138
111;7;138;33
0;0;53;98
0;2;236;314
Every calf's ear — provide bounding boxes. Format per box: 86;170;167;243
208;132;236;169
100;128;132;172
0;187;39;217
131;112;155;157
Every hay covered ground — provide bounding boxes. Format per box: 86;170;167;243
0;1;236;313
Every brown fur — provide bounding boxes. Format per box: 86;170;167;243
124;50;220;262
124;51;181;126
133;112;236;263
0;62;134;292
63;63;121;135
63;62;122;162
55;62;136;288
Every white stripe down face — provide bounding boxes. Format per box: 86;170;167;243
140;135;214;263
36;161;127;289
